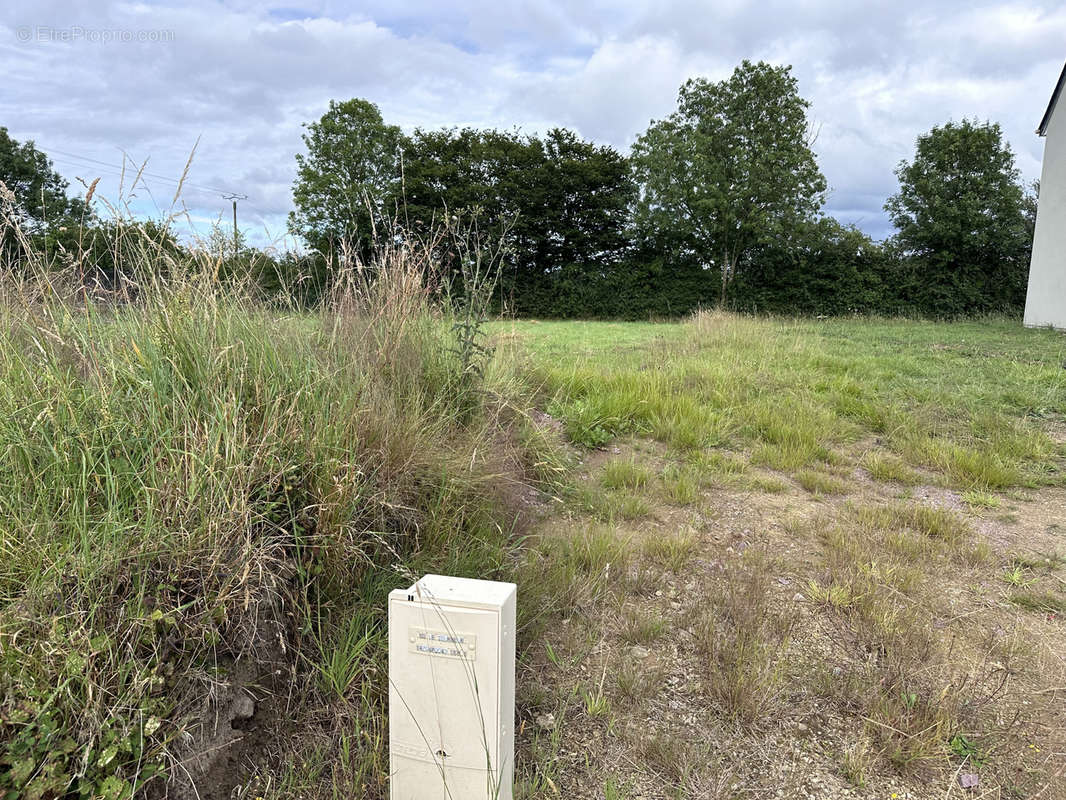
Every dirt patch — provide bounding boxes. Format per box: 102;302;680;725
517;439;1066;800
165;582;294;800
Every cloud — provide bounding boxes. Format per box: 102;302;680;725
1;0;1060;247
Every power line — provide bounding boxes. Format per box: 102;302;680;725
42;144;243;198
44;144;285;231
47;146;237;196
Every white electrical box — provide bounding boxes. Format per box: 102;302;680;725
388;574;516;800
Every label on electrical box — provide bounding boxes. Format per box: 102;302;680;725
408;627;477;660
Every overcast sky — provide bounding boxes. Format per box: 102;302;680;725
2;0;1064;248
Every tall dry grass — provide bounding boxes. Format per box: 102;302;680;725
0;199;537;798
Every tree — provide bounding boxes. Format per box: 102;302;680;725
1022;180;1038;256
401;126;532;241
0;127;86;230
732;217;891;314
537;129;633;276
631;61;826;305
1;127;90;266
75;219;185;289
884;119;1031;314
288;99;405;262
401;126;635;315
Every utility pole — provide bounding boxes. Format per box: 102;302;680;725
223;193;247;265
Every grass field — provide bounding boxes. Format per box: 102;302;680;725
1;244;1064;800
496;314;1064;488
499;313;1066;799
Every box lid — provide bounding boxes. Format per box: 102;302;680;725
391;574;516;610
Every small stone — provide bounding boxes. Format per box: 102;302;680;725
793;592;805;602
231;693;256;720
630;645;651;659
535;713;555;731
959;773;979;790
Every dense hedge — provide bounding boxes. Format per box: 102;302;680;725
495;217;1032;321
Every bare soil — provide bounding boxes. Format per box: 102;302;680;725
517;439;1066;800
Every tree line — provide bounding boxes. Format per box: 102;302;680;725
1;60;1037;318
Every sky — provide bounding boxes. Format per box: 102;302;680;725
1;0;1064;249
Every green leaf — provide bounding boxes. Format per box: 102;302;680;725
96;744;118;768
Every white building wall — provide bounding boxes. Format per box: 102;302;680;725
1025;100;1066;328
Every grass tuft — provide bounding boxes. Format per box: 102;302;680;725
602;456;653;490
695;552;794;726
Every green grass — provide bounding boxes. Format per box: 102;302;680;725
1009;589;1066;614
0;243;534;799
641;530;698;573
5;257;1065;799
494;312;1064;795
862;451;923;484
661;463;701;504
619;607;667;644
795;469;850;496
601;456;653;490
493;311;1066;492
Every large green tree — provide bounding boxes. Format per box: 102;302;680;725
400;125;634;314
1;127;93;269
631;61;826;305
885;119;1032;314
0;127;86;229
537;129;633;275
288;99;405;261
732;217;891;314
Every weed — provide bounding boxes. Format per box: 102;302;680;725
863;451;922;485
642;530;698;573
949;733;987;767
661;463;701;504
1009;589;1066;614
515;699;569;799
1001;561;1036;587
619;608;667;644
545;641;562;669
613;658;664;706
548;397;625;448
0;214;528;798
1011;551;1066;571
689;450;748;477
603;776;629;800
796;469;850;496
637;732;696;788
963;489;1001;511
313;615;375;699
840;738;873;787
696;553;794;726
574;485;650;521
737;473;789;493
602;456;653;490
582;688;611;717
806;578;859;609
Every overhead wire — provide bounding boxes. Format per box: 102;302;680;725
43;143;285;238
41;144;243;197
